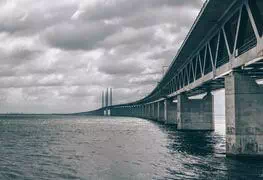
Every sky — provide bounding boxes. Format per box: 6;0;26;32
0;0;225;114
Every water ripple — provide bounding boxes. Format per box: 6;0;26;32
0;115;263;179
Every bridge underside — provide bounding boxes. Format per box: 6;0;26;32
185;58;263;97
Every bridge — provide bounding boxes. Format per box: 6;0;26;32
88;0;263;158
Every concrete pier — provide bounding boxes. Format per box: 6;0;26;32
139;105;143;118
143;105;147;118
148;104;152;119
177;92;214;131
164;99;177;125
225;72;263;157
153;103;158;120
158;101;165;122
150;103;154;119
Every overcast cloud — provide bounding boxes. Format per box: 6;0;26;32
0;0;218;113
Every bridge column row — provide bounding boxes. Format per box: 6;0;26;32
110;72;263;158
125;100;177;124
111;93;214;131
110;94;214;131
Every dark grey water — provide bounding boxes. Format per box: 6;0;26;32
0;115;263;180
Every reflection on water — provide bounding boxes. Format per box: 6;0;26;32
0;115;263;179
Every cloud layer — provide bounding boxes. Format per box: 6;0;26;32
0;0;204;113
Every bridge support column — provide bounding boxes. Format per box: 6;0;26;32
140;105;143;118
153;103;158;120
135;106;139;117
138;106;141;117
139;106;142;117
164;99;177;125
133;106;136;117
128;107;131;117
150;103;155;119
158;101;165;122
134;106;137;117
225;72;263;157
147;104;151;119
143;105;146;118
177;92;214;131
151;103;154;120
111;108;115;116
139;105;143;118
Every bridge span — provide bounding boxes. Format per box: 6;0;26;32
88;0;263;158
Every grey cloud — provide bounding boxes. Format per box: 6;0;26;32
6;48;42;65
0;46;43;78
98;58;144;75
148;48;179;65
102;27;156;48
42;22;120;51
59;86;99;99
41;0;202;52
77;0;202;22
0;66;16;77
118;6;200;30
129;75;161;85
0;0;78;35
0;73;65;89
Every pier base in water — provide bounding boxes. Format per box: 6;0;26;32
225;72;263;157
177;92;214;131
